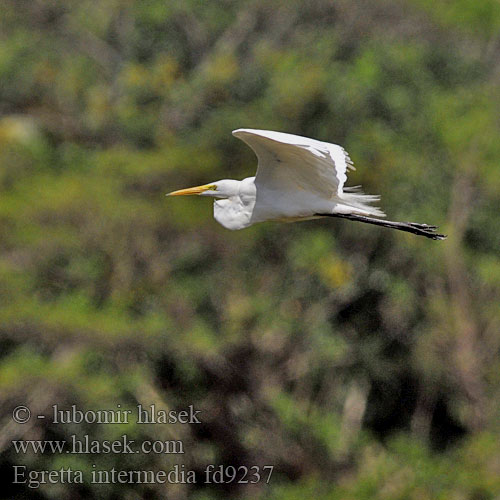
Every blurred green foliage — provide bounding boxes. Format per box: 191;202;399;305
1;0;499;498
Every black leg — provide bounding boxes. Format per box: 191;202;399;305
315;213;447;240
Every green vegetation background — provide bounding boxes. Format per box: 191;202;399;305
1;0;499;498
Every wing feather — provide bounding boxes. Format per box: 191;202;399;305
232;128;354;197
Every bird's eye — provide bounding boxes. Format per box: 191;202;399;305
208;184;217;191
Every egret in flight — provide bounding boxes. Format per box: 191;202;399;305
167;129;446;240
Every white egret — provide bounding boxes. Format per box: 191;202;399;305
167;129;446;240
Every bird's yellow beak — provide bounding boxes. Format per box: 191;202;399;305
166;184;215;196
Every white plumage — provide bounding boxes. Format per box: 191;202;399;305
167;129;445;240
228;129;384;228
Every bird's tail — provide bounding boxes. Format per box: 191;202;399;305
337;186;386;218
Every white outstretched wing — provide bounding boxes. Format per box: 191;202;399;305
232;128;354;197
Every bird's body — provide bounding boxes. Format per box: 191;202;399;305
168;129;446;240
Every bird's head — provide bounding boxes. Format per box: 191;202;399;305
167;179;240;199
